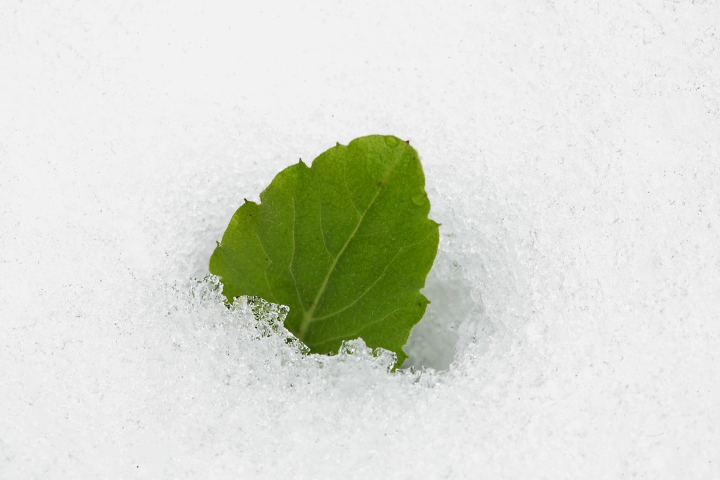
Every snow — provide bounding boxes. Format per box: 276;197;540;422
2;0;719;478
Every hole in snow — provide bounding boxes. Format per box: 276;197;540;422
403;249;479;371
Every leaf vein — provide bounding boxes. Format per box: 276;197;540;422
311;307;403;349
289;197;307;314
248;222;278;303
318;202;334;260
343;159;361;216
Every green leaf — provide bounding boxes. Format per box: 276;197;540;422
209;135;439;366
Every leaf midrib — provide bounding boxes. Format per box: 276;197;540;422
297;155;401;341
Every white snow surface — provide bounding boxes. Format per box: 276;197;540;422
2;1;719;478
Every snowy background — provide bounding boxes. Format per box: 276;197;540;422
2;1;719;478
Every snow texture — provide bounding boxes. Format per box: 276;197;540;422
1;1;719;478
